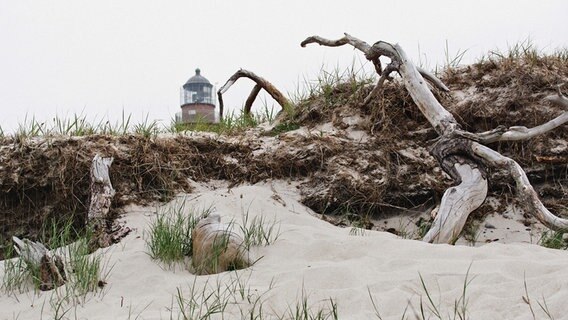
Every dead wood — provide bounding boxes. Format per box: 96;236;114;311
12;236;66;291
301;33;450;93
302;33;567;243
472;143;568;231
88;154;115;223
471;92;568;143
88;154;130;248
217;69;290;120
191;214;250;275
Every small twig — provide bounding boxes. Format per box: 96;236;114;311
417;66;450;92
362;62;399;106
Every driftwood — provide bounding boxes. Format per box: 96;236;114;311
12;236;66;291
191;214;250;275
217;69;290;120
9;154;132;290
302;33;568;243
87;154;131;248
88;154;115;223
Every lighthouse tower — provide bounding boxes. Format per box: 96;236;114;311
177;68;216;123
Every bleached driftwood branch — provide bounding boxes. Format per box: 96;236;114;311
422;164;487;243
472;143;568;231
12;236;66;291
301;33;450;93
472;93;568;143
217;69;290;120
88;154;115;223
88;154;130;248
302;33;567;244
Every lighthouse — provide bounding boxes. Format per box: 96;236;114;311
177;68;216;123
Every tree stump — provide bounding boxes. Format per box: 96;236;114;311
191;214;250;275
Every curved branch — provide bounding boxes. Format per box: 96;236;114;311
244;84;262;117
363;62;398;106
301;33;371;54
217;69;290;120
375;42;457;134
423;163;488;243
301;33;382;74
302;34;450;98
472;142;568;231
417;66;450;92
473;93;568;143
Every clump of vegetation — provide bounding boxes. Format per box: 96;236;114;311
171;272;338;320
173;104;278;135
146;199;281;273
1;218;110;300
146;200;207;266
539;230;568;250
239;208;281;250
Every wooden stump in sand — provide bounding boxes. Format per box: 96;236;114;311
191;214;250;275
12;237;66;291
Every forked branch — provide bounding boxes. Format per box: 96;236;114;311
217;69;290;120
301;34;449;97
303;33;567;244
472;143;568;231
473;92;568;143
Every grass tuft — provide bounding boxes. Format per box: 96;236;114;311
146;200;211;266
240;208;281;250
538;230;567;250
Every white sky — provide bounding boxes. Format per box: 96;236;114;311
1;0;567;133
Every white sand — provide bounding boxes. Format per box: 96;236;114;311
2;182;568;319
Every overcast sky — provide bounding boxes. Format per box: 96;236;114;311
1;0;567;133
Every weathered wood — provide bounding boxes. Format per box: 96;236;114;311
217;69;290;120
302;33;567;244
87;154;130;248
363;63;398;106
244;84;262;117
417;66;450;92
474;93;568;143
12;236;66;291
191;214;250;275
386;43;458;135
423;164;487;243
301;34;451;106
88;154;115;222
472;143;568;231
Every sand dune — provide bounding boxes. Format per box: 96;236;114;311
1;182;568;319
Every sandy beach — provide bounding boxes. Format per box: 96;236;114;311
2;182;567;319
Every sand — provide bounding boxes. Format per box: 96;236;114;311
1;182;568;319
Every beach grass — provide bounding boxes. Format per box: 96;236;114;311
145;200;209;266
147;198;282;273
240;206;281;250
